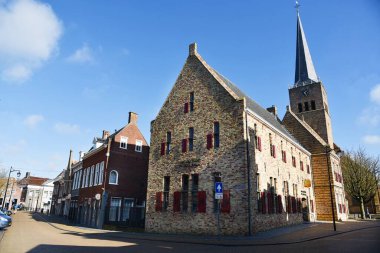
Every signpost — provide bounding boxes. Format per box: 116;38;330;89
215;182;223;238
215;182;223;199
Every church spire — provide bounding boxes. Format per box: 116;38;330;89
294;5;318;87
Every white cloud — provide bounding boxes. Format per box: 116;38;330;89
3;139;27;155
358;107;380;127
362;135;380;145
54;122;80;135
2;64;32;82
24;114;44;128
67;44;94;63
0;0;63;82
370;84;380;105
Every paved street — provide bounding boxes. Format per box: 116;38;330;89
0;212;379;253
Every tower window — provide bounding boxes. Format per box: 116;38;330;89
304;102;309;111
311;100;316;110
298;103;303;113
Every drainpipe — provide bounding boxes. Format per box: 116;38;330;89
245;107;252;236
98;138;112;229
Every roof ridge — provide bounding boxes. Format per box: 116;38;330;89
287;109;327;146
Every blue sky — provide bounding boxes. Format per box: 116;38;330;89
0;0;379;179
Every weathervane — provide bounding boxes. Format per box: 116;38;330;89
295;0;300;14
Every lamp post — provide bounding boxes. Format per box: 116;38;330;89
1;167;21;209
325;146;336;231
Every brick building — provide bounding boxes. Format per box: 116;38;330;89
145;42;316;235
70;112;149;228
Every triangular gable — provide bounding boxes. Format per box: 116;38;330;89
282;108;327;154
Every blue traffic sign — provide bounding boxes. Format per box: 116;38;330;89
215;182;223;194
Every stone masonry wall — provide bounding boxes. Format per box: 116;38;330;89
247;112;315;232
145;51;249;235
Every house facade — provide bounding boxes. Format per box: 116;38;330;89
19;172;53;212
70;112;149;228
145;43;316;235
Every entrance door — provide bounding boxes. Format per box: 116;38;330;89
302;198;309;221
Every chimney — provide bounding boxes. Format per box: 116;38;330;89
128;112;138;124
266;105;278;117
102;130;110;139
189;43;197;56
26;172;30;178
79;151;84;161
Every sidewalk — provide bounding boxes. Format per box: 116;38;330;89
32;212;380;246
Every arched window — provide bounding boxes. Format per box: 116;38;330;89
109;170;118;185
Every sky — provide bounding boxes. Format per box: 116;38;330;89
0;0;379;179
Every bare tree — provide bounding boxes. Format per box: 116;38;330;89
341;148;379;219
0;168;8;197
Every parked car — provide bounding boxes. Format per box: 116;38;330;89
0;209;12;227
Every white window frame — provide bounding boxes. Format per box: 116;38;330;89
109;170;118;185
120;136;128;149
135;140;143;152
81;169;86;188
99;161;104;185
85;168;90;187
89;165;94;187
94;163;99;185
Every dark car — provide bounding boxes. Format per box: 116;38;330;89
0;209;12;227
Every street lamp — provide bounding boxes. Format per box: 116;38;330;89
1;167;21;209
325;146;336;231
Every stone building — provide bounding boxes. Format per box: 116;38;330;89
282;12;347;222
145;40;317;235
146;10;346;235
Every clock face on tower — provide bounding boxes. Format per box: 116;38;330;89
302;87;310;97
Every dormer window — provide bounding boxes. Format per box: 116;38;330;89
120;136;128;149
135;140;143;152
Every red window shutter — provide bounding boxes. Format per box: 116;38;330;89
160;143;165;156
273;145;276;158
261;192;266;214
155;192;163;212
258;137;262;151
197;191;206;213
173;191;181;212
221;190;230;213
184;102;189;113
277;195;283;213
206;134;213;150
182;139;187;153
307;165;310;174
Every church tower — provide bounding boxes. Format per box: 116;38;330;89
288;11;334;148
283;5;347;222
